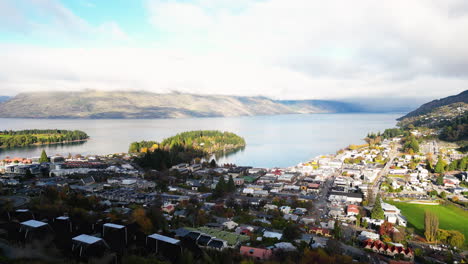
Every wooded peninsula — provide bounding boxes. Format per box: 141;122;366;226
0;129;89;148
130;130;246;170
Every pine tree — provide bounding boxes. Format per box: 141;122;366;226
371;194;385;220
227;175;236;193
214;176;226;197
39;149;49;163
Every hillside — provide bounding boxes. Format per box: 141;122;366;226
0;91;361;119
398;90;468;121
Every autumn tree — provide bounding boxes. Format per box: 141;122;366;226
379;221;394;237
424;211;439;242
132;208;153;234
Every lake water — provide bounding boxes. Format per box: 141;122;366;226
0;113;401;168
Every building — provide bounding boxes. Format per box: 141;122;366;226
240;246;272;260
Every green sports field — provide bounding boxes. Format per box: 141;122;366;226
390;201;468;245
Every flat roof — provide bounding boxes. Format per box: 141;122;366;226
72;234;102;244
56;216;69;220
148;234;180;245
103;223;125;229
21;220;47;228
16;209;29;213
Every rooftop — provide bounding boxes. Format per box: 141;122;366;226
72;234;102;245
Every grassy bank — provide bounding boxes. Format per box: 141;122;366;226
389;201;468;245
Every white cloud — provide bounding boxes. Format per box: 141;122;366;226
0;0;467;100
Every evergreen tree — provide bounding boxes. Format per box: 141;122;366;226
227;175;236;193
210;159;217;168
436;175;444;185
333;221;342;239
371;194;385;220
39;149;49;163
214;177;226;198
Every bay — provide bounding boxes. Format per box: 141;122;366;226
0;113;401;168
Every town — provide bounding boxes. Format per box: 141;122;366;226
0;129;467;264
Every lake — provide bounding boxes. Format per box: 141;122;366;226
0;113;401;168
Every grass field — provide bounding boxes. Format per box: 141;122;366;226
389;201;468;245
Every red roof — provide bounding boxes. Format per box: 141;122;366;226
240;246;272;260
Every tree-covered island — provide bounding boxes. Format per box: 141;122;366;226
0;129;89;148
130;130;246;170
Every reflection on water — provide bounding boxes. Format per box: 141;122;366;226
0;140;87;158
0;113;400;167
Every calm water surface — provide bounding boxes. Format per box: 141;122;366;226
0;113;401;167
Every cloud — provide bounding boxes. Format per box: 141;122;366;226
0;0;467;100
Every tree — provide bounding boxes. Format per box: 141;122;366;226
283;224;301;241
439;191;447;199
371;195;384;220
214;176;226;198
227;176;236;193
436;175;444;186
459;157;467;171
434;157;446;174
362;219;368;229
424;211;439;242
379;221;394;236
210;159;217;168
39;149;49;163
132;208;153;234
447;230;465;248
333;221;342;239
355;214;361;227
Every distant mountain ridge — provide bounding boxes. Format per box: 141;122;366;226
398;90;468;121
0;91;363;119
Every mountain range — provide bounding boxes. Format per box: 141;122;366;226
398;90;468;121
0;91;363;119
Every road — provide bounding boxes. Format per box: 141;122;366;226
370;143;399;205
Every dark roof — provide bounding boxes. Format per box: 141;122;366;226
207;239;224;249
329;191;363;198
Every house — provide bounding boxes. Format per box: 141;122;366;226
274;242;297;251
347;205;359;216
222;220;239;230
363;240;413;259
358;231;379;241
240;246;272;260
19;220;52;241
71;234;110;258
146;233;181;261
263;230;283;240
279;206;291;214
309;227;331;237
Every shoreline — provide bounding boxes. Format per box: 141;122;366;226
0;138;89;150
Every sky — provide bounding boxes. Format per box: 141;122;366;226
0;0;467;101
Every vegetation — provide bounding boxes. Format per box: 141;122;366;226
39;149;49;163
403;135;419;154
390;201;468;245
371;195;384;220
132;130;246;170
0;129;88;148
424;211;439;243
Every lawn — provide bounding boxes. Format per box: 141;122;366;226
389;201;468;245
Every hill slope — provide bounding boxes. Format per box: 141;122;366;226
0;91;361;119
398;90;468;121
